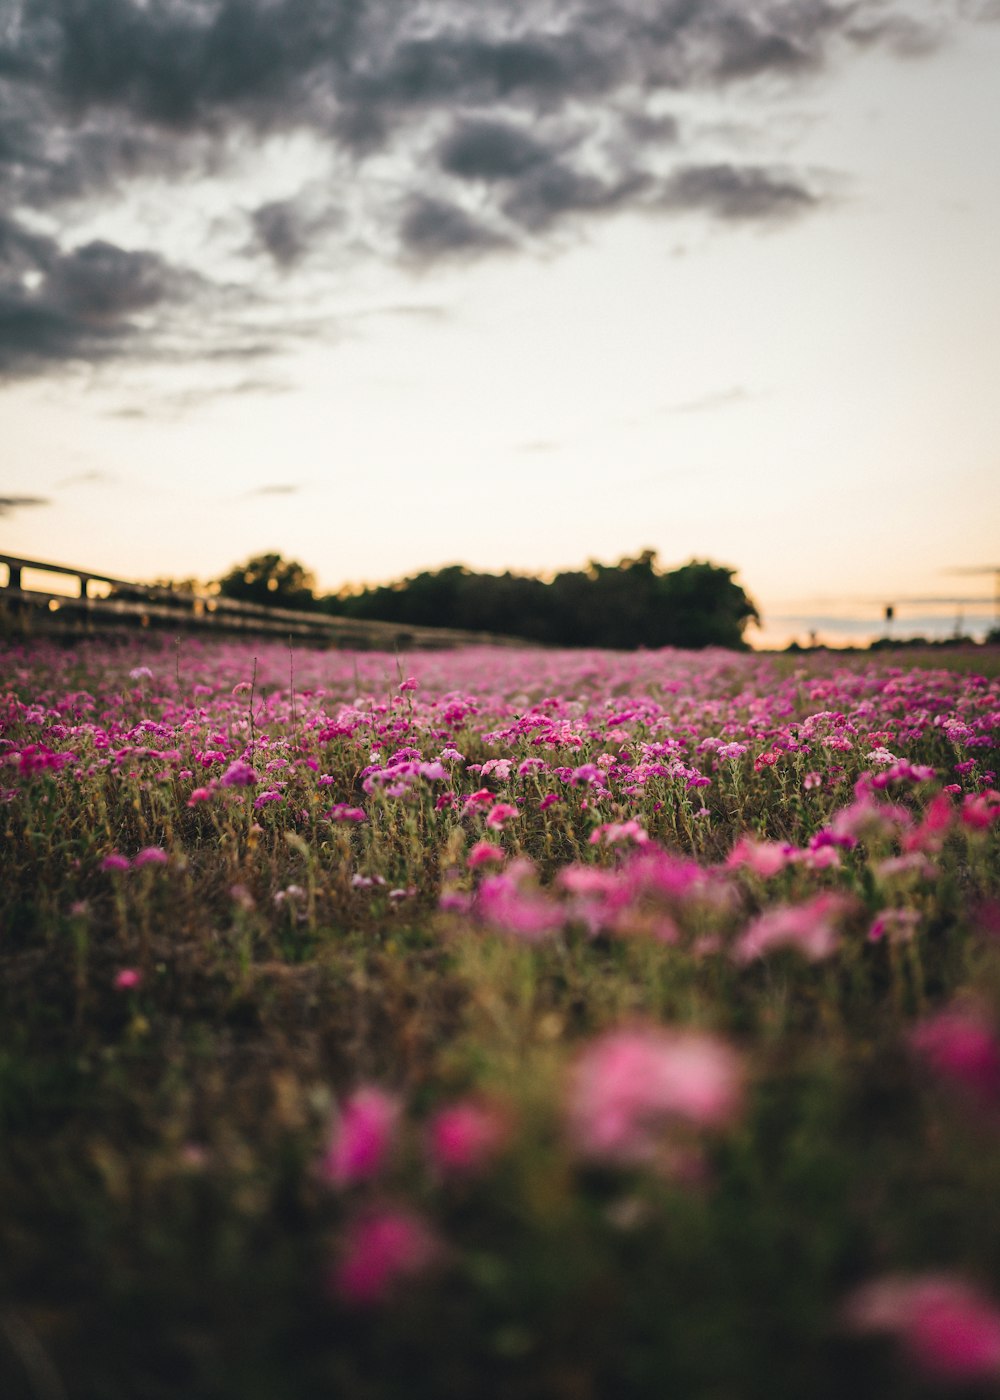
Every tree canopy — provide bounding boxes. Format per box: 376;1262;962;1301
215;549;759;649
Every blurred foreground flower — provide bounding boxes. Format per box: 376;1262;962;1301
910;1005;1000;1110
332;1208;440;1306
567;1026;743;1166
845;1273;1000;1382
427;1099;510;1178
321;1087;401;1187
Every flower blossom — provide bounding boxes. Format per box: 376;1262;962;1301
910;1006;1000;1109
734;892;853;963
321;1087;401;1187
845;1274;1000;1382
567;1026;744;1165
331;1208;440;1306
427;1099;510;1177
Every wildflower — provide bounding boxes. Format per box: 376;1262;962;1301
734;892;853;963
128;666;153;681
331;1208;440;1306
252;789;282;809
476;860;563;941
133;846;168;867
229;883;255;911
725;837;793;879
100;853;130;872
910;1006;1000;1109
324;804;367;823
187;786;214;806
114;968;142;990
961;789;1000;831
321;1087;401;1188
467;840;506;868
845;1274;1000;1382
480;758;512;781
484;802;519;830
220;758;258;787
398;677;419;692
717;742;748;761
567;1026;744;1165
589;820;649;847
426;1099;510;1177
868;908;920;944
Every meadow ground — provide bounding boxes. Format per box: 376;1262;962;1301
2;636;1000;1400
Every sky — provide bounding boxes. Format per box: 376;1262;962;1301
1;0;999;648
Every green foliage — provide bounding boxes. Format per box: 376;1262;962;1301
218;553;318;611
324;550;759;649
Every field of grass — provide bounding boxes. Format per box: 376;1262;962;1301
2;636;1000;1399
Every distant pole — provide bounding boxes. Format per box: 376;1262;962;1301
884;604;894;641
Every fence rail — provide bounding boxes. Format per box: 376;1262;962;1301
0;552;527;650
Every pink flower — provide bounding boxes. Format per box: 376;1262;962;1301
133;846;168;867
961;789;1000;831
220;759;258;788
910;1006;1000;1108
589;820;649;847
485;802;519;830
734;892;852;964
187;786;214;806
567;1026;743;1165
324;804;367;823
475;860;563;941
427;1099;510;1177
467;840;506;868
100;853;131;872
321;1087;401;1187
868;908;919;944
845;1274;1000;1382
725;837;793;879
398;677;419;692
114;968;142;990
331;1208;440;1306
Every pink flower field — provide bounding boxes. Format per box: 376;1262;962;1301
2;634;999;1399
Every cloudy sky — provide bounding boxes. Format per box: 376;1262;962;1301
2;0;999;645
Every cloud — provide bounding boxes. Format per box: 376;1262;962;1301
438;119;553;181
660;163;819;221
249;198;343;268
672;386;752;413
502;163;651;232
399;197;511;261
245;483;301;497
0;0;969;379
0;217;207;375
55;469;117;486
0;494;50;516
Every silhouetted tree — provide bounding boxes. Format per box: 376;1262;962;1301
320;551;758;649
217;553;317;610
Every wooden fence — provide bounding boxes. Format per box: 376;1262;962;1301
0;553;527;650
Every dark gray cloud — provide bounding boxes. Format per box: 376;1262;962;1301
0;0;960;379
0;495;50;515
660;163;819;220
399;197;511;261
438;120;553;181
0;217;202;375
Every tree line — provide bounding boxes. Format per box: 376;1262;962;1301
216;550;760;650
